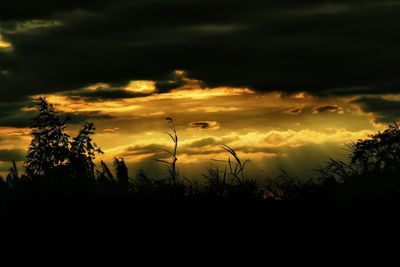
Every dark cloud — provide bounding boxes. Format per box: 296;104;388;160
155;71;189;93
65;111;113;124
0;113;32;128
189;121;220;130
0;100;32;127
0;149;25;162
313;105;343;113
353;96;400;123
0;107;112;127
0;93;113;127
0;0;399;105
66;88;150;102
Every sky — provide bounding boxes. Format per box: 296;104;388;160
0;0;399;178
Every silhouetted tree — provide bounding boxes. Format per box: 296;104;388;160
96;160;115;182
25;97;70;176
349;122;400;173
70;122;103;179
6;161;19;188
114;157;129;190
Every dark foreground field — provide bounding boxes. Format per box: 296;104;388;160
2;166;400;228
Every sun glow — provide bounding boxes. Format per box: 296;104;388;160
0;35;11;49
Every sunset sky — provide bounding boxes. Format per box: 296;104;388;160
0;0;399;178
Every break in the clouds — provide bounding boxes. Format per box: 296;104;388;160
1;0;400;103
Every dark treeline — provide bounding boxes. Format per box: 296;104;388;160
1;97;400;225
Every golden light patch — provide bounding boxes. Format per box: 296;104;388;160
187;106;239;113
32;82;255;119
292;92;308;99
97;125;373;170
0;34;11;49
125;80;156;93
382;94;400;101
0;144;19;150
160;87;254;100
0;128;31;152
174;70;186;76
231;128;373;148
0;127;30;136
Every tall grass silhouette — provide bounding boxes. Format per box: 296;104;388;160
156;118;179;183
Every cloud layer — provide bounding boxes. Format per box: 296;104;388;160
1;0;400;104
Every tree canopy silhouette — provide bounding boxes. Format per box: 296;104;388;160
26;97;70;176
349;122;400;173
70;122;103;179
